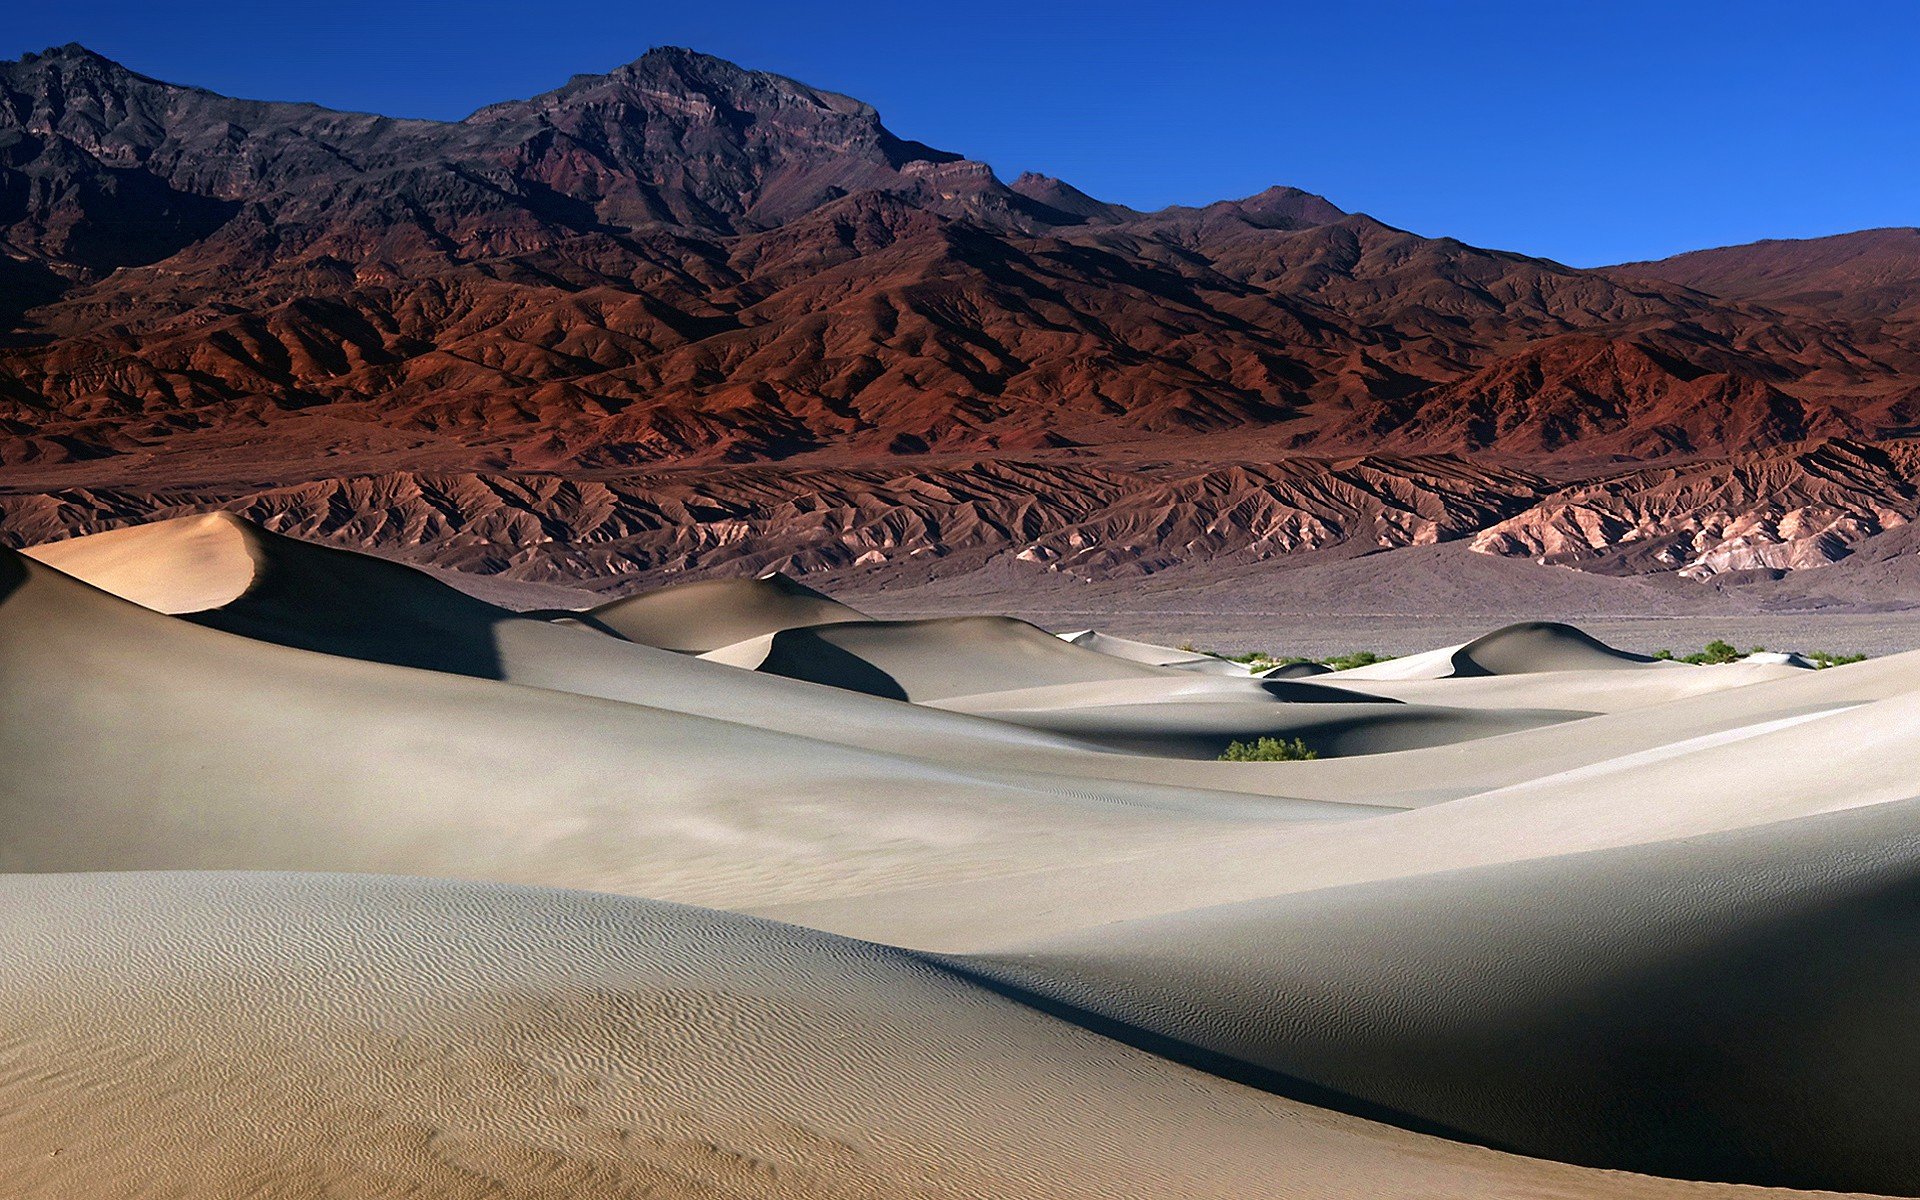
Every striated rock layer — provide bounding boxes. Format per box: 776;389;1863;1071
5;44;1920;590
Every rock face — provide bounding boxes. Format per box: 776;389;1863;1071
1470;440;1920;579
0;456;1550;586
5;43;1920;588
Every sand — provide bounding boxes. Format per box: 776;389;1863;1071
21;509;263;612
0;871;1835;1200
2;514;1914;1198
960;797;1920;1193
1059;628;1255;674
585;571;869;651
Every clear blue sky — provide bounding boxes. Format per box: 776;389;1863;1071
7;0;1915;266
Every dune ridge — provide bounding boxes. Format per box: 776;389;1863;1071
582;571;869;651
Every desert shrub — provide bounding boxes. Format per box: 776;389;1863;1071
1661;642;1863;668
1658;641;1866;668
1204;648;1298;664
1808;650;1868;669
1322;650;1392;671
1223;650;1282;664
1192;645;1395;673
1678;639;1742;665
1218;736;1319;762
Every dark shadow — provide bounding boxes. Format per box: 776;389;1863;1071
524;609;631;639
180;531;507;680
0;257;67;336
1258;678;1401;704
6;132;243;276
1262;660;1332;679
985;706;1591;760
919;954;1508;1153
0;547;26;603
931;809;1920;1196
755;628;908;700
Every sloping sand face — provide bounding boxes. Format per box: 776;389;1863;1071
584;571;869;651
0;872;1817;1200
0;550;1382;907
727;614;1205;699
959;797;1920;1193
1449;620;1664;675
21;510;263;613
4;520;1917;1198
1060;628;1255;674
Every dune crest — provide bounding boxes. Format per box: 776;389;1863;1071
22;511;262;613
583;571;869;652
1450;620;1663;676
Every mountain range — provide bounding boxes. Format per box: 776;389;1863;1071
5;43;1920;594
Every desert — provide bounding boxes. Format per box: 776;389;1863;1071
5;15;1920;1199
5;515;1920;1196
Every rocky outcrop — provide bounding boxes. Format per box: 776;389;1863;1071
1469;440;1918;579
0;455;1548;586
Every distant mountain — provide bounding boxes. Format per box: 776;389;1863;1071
1612;228;1920;321
4;44;1919;592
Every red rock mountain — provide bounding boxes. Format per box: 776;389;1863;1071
1613;228;1920;322
4;43;1920;593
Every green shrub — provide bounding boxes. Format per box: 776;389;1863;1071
1222;650;1290;664
1218;736;1320;762
1192;645;1397;672
1808;650;1868;669
1678;638;1742;665
1202;648;1296;663
1322;650;1392;671
1659;640;1864;668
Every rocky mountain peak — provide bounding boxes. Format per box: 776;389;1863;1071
0;44;177;139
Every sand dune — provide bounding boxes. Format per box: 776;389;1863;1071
1331;639;1470;679
1262;658;1335;677
0;549;1382;911
7;519;1448;780
770;666;1920;948
3;519;1916;1198
1449;620;1664;674
19;516;1113;758
1060;628;1255;675
0;871;1824;1200
583;570;868;651
705;614;1229;700
1337;620;1665;680
691;612;1588;757
961;797;1920;1193
22;510;262;613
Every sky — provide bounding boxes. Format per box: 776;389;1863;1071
6;0;1916;266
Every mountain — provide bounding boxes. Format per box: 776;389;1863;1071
1612;228;1920;322
3;43;1919;595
